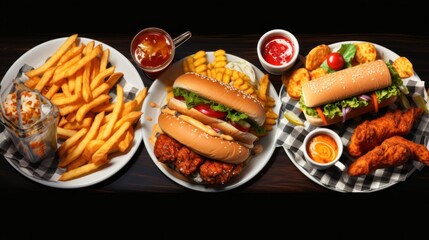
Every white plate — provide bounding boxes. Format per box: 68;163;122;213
142;53;281;192
1;37;145;189
281;41;428;192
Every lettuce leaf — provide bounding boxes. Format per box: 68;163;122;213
173;87;266;134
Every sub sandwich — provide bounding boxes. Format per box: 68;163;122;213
299;60;404;126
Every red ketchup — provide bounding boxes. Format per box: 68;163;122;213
262;36;294;66
132;32;172;69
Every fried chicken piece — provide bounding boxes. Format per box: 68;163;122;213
391;136;429;165
154;134;183;163
199;160;242;185
348;136;429;176
175;147;204;176
348;107;423;157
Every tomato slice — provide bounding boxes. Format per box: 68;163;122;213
194;104;227;119
327;52;345;71
174;96;185;101
231;120;251;132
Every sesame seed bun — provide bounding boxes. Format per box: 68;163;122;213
158;111;251;164
301;60;392;108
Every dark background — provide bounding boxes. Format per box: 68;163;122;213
2;1;428;36
1;1;429;233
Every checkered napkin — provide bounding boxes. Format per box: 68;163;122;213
275;78;429;192
0;64;140;182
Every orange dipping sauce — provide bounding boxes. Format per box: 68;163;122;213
306;134;338;164
132;31;173;69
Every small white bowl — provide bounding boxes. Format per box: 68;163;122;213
257;29;299;75
302;128;345;171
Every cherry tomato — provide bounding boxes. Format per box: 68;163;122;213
231;120;251;132
194;104;227;119
327;52;345;71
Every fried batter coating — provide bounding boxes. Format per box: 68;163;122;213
175;147;204;176
309;67;327;80
348;136;429;176
305;44;331;71
354;42;377;64
393;56;414;78
348;107;424;157
285;67;310;100
154;133;183;163
199;160;242;185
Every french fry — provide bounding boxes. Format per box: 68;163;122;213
58;45;84;65
59;111;104;168
45;79;66;99
51;93;81;106
91;57;100;80
258;74;269;102
74;68;83;96
58;127;88;157
82;52;93;102
118;126;134;152
99;49;110;73
24;76;41;89
59;161;106;181
75;94;110;122
62;112;93;130
52;54;81;77
90;66;115;90
91;121;132;164
134;87;148;111
57;127;78;139
102;85;124;140
25;34;78;78
81;140;105;162
113;111;142;132
51;44;102;84
35;67;56;92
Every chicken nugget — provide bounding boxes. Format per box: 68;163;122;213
354;42;377;64
309;67;327;80
393;56;414;78
305;44;331;71
286;67;310;100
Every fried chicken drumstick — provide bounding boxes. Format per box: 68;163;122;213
348;136;429;176
348;107;423;157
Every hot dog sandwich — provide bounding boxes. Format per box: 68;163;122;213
158;72;266;161
300;60;403;126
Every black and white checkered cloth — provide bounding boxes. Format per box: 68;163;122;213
276;78;429;192
0;64;140;182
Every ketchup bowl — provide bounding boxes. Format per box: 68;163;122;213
257;29;299;75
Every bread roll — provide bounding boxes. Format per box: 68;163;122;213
301;60;391;108
158;111;251;164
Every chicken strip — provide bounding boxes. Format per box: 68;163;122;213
348;107;423;157
348;136;429;176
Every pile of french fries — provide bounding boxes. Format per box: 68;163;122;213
24;34;147;181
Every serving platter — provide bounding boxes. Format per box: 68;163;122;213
141;52;281;192
276;41;429;192
0;36;145;189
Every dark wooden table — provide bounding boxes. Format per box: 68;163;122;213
1;33;429;198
